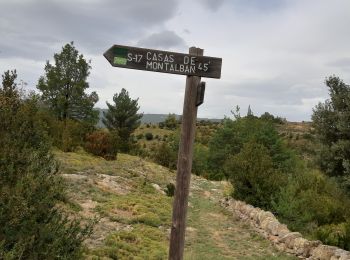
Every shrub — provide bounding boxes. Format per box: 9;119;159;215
273;170;350;233
316;222;350;250
224;140;286;210
192;143;209;176
165;183;175;197
145;132;153;141
84;130;119;160
152;142;177;169
164;113;178;130
208;117;296;180
136;133;144;139
0;92;92;259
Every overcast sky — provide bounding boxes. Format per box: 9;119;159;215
1;0;350;121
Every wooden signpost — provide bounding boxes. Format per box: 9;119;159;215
104;45;222;260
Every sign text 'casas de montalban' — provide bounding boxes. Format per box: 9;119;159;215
104;45;222;79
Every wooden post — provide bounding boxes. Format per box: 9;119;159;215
169;47;203;260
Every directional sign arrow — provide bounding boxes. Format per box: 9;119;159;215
104;45;222;79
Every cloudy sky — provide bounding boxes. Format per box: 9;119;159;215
1;0;350;121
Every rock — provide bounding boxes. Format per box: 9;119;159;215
151;183;166;195
260;217;277;231
279;232;302;249
332;248;350;260
257;211;276;225
311;245;338;260
266;221;285;236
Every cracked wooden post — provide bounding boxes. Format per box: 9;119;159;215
168;47;203;260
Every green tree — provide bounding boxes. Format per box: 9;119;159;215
0;70;19;100
208;117;295;180
0;71;91;259
312;76;350;191
164;113;178;130
224;140;285;210
37;42;99;124
103;88;142;152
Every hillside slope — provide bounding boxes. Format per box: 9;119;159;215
56;150;295;259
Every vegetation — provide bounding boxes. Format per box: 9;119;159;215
84;130;119;160
312;76;350;194
0;70;91;259
55;150;294;259
207;116;295;181
36;42;98;151
37;42;98;124
224;140;286;209
4;40;350;257
103;88;142;152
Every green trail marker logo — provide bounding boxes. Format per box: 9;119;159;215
113;47;128;65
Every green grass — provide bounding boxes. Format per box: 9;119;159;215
55;150;295;260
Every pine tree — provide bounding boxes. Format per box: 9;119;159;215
103;88;142;152
0;70;19;100
247;105;253;117
37;42;99;125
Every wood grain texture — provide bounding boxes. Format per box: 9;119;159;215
168;47;203;260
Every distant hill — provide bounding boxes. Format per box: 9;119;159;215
95;108;222;127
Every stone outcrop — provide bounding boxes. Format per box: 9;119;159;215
220;198;350;260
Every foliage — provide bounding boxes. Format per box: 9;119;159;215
103;88;142;152
208;117;295;180
224;141;286;210
192;143;209;176
37;42;99;125
316;221;350;250
260;112;286;124
165;183;175;197
0;73;91;259
273;170;350;234
84;130;119;160
0;70;20;101
145;132;154;140
152;142;178;169
163;113;178;130
37;109;94;152
312;76;350;185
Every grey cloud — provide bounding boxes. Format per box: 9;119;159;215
199;0;286;12
0;0;179;60
216;76;327;106
327;58;350;69
201;0;225;12
137;30;187;49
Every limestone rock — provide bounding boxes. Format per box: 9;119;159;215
311;245;338;260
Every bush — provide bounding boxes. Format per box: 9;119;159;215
224;140;286;210
164;114;178;130
316;221;350;250
0;92;92;259
145;132;153;141
85;130;119;160
165;183;175;197
208;117;296;180
192;143;209;176
273;170;350;233
152;142;177;169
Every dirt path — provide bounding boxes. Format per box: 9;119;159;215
185;178;295;259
